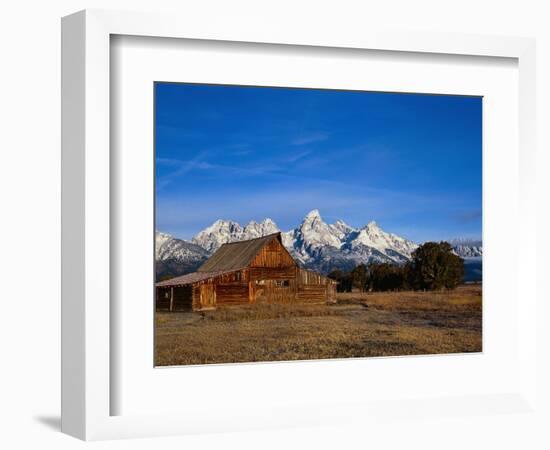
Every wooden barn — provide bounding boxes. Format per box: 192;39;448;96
156;232;337;311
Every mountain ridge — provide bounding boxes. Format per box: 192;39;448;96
156;210;482;280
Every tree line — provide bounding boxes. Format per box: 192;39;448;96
328;242;464;292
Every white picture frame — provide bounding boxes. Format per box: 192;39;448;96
61;9;537;441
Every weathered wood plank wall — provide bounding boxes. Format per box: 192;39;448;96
250;239;295;268
215;283;249;305
249;266;295;281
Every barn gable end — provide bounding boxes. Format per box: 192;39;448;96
197;233;286;272
249;235;295;268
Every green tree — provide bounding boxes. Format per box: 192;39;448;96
351;264;369;292
368;262;407;291
328;269;353;292
408;242;464;290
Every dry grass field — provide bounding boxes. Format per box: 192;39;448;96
155;284;482;366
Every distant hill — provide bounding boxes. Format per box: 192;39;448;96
155;232;209;280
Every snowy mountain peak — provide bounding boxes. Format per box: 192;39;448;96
192;220;243;252
365;220;380;230
218;219;240;229
155;231;172;259
349;221;418;263
202;219;242;234
289;210;344;253
334;219;351;230
243;218;280;239
155;231;173;250
304;209;321;221
192;217;281;252
331;220;353;239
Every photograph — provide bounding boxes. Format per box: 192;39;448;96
154;82;482;366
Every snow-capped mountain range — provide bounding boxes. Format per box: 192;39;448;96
449;238;483;258
156;210;482;280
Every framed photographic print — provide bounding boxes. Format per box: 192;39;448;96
61;9;537;441
153;82;483;367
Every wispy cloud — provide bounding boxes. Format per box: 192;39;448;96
285;150;312;163
290;132;328;146
157;156;286;188
156;150;213;190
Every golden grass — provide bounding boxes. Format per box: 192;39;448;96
155;284;482;366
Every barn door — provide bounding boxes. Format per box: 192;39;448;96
200;284;216;309
254;280;267;302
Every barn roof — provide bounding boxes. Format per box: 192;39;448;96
197;232;284;272
155;233;339;288
156;269;237;288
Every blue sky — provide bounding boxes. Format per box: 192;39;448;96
155;83;482;243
